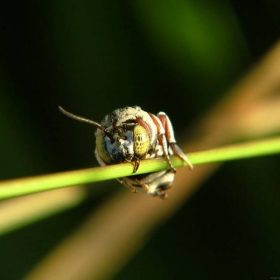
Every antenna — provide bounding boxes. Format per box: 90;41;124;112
58;106;114;141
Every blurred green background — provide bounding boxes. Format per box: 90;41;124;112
0;0;280;279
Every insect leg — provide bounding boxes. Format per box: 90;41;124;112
118;178;137;193
157;112;193;170
149;113;176;172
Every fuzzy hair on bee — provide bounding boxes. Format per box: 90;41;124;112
59;105;193;199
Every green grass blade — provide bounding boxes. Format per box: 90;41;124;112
0;137;280;200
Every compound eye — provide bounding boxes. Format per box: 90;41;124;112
96;133;112;163
133;125;150;157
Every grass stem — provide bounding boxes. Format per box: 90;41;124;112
0;137;280;200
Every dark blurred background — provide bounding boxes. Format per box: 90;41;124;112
0;0;280;279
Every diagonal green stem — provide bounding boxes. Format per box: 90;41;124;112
0;137;280;200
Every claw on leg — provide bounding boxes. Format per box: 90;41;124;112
170;143;193;169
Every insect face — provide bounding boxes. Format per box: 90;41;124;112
96;125;134;163
94;106;158;168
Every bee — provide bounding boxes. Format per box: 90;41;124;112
59;106;192;199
